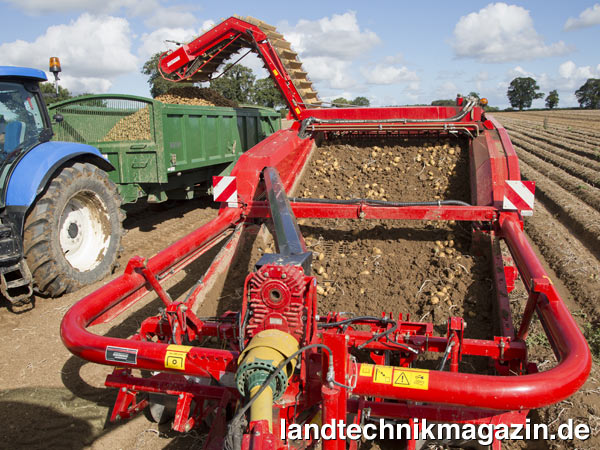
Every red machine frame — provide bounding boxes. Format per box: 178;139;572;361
61;17;590;450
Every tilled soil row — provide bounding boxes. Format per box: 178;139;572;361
523;200;600;315
495;113;600;141
514;144;600;211
511;135;600;187
495;112;600;132
512;123;600;149
503;123;600;162
518;159;600;257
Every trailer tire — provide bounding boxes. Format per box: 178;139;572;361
23;162;124;297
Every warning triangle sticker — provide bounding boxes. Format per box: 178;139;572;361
395;372;410;386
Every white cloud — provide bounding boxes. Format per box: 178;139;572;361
452;3;570;62
557;61;600;89
435;81;459;99
0;13;137;93
144;7;198;29
279;11;380;60
360;64;419;85
507;66;535;79
200;20;216;32
384;53;404;65
300;57;356;90
138;27;199;60
2;0;158;15
564;4;600;31
277;11;379;91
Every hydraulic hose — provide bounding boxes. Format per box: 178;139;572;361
290;197;471;207
301;97;478;129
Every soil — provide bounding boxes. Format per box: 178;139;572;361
0;198;219;450
493;111;600;449
2;111;600;449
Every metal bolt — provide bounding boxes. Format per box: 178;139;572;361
281;273;287;279
185;423;191;432
179;394;184;399
121;387;127;392
115;414;121;421
359;211;366;219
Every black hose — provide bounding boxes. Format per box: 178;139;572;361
318;316;419;354
289;197;471;207
317;315;387;328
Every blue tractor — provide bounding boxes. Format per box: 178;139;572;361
0;63;123;306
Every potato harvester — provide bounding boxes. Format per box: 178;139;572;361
60;17;591;450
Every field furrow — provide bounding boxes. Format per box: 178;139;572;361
508;129;600;169
510;135;600;187
501;122;600;161
496;111;600;132
495;113;600;142
523;200;600;316
518;159;600;256
501;119;600;148
514;145;600;211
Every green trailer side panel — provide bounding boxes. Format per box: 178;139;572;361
48;94;281;203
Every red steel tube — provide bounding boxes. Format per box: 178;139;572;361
61;209;241;376
246;202;497;221
352;214;590;410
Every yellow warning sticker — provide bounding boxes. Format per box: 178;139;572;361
295;107;301;115
273;69;279;76
392;368;429;390
164;345;192;370
373;366;393;384
167;344;193;353
359;364;374;377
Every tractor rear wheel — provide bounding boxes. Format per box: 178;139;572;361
23;162;124;297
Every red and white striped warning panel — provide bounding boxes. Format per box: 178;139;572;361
503;180;535;216
212;176;238;207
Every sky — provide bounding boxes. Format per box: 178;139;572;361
0;1;599;108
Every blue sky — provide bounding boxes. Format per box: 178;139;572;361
0;1;598;108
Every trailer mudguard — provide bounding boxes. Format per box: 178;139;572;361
5;141;114;208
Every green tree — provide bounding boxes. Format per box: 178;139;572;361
252;77;285;108
331;97;351;106
40;82;71;104
351;96;370;106
545;89;559;109
507;77;544;110
467;91;480;100
142;52;193;98
209;64;256;104
575;79;600;109
331;96;370;107
431;99;456;106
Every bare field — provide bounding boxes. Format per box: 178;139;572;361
494;110;600;448
2;110;600;449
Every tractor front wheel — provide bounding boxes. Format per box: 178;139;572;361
23;162;124;297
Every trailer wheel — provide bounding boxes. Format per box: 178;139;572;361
23;162;124;297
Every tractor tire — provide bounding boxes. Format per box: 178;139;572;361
23;162;124;297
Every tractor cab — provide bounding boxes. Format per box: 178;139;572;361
0;72;51;157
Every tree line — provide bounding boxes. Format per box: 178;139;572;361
505;77;599;110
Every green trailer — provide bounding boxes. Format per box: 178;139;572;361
49;94;281;203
